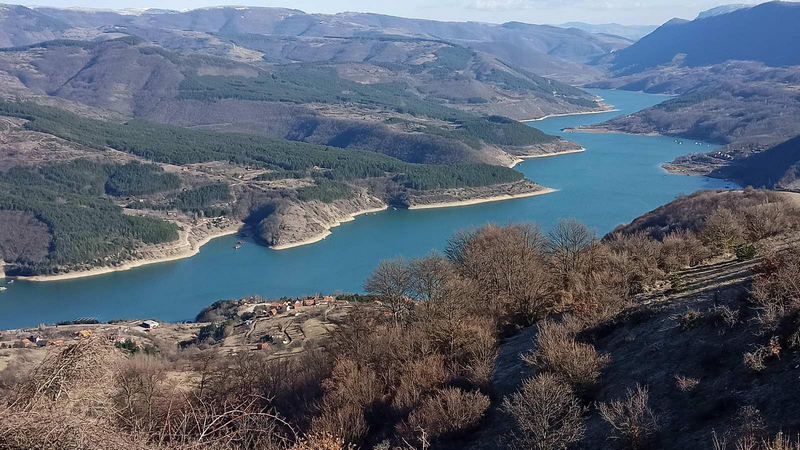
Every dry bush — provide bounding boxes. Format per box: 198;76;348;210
743;338;781;372
708;304;741;330
603;232;664;295
10;338;115;406
702;208;747;250
392;355;447;412
289;432;355;450
710;407;800;450
0;406;151;450
405;387;490;442
741;201;797;241
113;354;171;433
660;230;711;271
446;224;556;327
523;318;609;390
674;375;700;392
503;373;586;450
312;358;382;443
751;246;800;330
759;433;800;450
674;309;705;330
598;384;659;449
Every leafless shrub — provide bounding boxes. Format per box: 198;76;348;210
312;358;382;443
743;338;781;372
751;246;800;330
289;432;355;450
598;384;659;449
702;208;747;250
10;338;115;407
392;355;447;412
0;406;150;450
674;375;700;392
503;373;586;450
674;309;705;330
405;387;490;442
741;202;794;241
710;407;799;450
660;230;712;271
523;318;609;390
709;304;741;330
446;224;555;327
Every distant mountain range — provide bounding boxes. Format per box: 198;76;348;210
0;4;631;84
558;22;656;41
609;1;800;72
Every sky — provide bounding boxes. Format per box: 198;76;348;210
16;0;766;25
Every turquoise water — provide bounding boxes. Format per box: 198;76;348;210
0;90;733;329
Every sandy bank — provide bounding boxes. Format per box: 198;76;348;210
508;148;586;168
407;188;557;210
17;226;241;283
521;108;618;122
270;206;388;250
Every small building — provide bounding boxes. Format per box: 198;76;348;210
304;299;315;307
140;320;160;329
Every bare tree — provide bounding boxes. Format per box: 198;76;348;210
409;253;453;302
365;257;414;323
548;219;597;290
445;224;554;326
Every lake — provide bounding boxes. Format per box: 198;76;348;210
0;89;733;329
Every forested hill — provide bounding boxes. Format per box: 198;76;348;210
609;1;800;73
0;36;586;166
0;99;536;275
0;100;525;189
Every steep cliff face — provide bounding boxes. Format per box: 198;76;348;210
257;190;387;249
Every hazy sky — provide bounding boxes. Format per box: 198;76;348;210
18;0;766;25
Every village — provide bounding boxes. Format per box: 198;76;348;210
0;294;366;375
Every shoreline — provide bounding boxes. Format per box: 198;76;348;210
407;188;557;210
563;126;663;137
16;226;241;283
270;206;389;250
508;148;586;168
521;108;619;122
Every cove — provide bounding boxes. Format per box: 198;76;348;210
0;89;734;329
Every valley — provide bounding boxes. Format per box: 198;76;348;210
0;89;733;329
2;1;800;449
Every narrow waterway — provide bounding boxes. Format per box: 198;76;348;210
0;89;734;329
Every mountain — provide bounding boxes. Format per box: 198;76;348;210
609;1;800;73
0;4;69;47
558;22;656;41
0;5;630;83
696;3;752;19
712;136;800;191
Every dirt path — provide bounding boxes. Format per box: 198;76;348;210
786;191;800;207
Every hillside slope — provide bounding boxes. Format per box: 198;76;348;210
609;1;800;73
22;6;626;83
